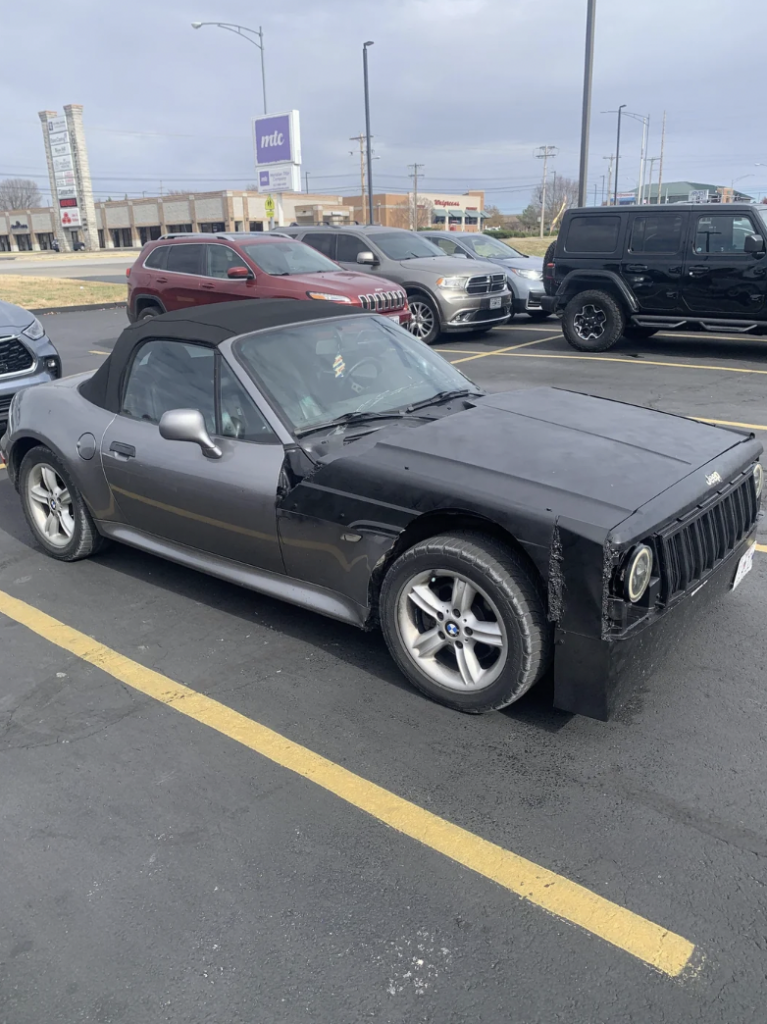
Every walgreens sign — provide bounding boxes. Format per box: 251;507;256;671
253;110;301;167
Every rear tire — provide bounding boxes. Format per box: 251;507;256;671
562;289;626;352
542;241;557;295
380;531;552;714
138;303;162;320
19;447;106;562
406;293;441;345
622;325;659;340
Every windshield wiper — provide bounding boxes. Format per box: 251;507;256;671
406;388;482;412
295;409;407;437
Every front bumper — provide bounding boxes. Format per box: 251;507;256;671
0;335;61;427
540;295;558;314
442;292;512;332
552;530;757;720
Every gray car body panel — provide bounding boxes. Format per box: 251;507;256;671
422;231;546;313
280;226;512;332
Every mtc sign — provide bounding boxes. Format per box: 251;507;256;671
252;110;301;196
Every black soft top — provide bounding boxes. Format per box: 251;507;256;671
79;299;366;412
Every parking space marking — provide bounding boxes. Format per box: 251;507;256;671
757;544;767;554
501;351;767;376
693;417;767;432
0;588;695;978
89;349;110;356
449;335;562;365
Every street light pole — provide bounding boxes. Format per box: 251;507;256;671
611;105;626;206
363;41;375;225
191;22;267;113
577;0;598;208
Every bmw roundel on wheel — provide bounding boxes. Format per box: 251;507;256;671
0;299;762;720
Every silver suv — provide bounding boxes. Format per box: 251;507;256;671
279;226;511;344
0;300;61;430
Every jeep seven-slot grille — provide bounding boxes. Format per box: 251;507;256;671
659;475;758;599
358;290;406;312
466;273;506;295
0;336;34;377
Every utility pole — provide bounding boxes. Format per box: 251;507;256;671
637;114;650;204
593;182;598;206
362;41;375;225
645;157;660;204
656;110;667;205
614;105;626;206
350;133;369;223
536;145;557;238
603;154;614;205
305;172;310;194
577;0;598;208
408;163;425;230
601;174;606;205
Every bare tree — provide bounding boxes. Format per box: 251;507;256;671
0;178;43;210
531;174;579;231
388;194;435;230
165;189;190;196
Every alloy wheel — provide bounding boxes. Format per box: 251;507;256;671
27;463;75;549
407;299;436;340
396;569;508;692
573;303;607;342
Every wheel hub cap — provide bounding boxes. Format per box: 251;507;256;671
27;463;75;549
573;303;607;341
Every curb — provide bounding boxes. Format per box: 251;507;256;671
32;302;128;316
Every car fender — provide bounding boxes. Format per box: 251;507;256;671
556;270;638;312
399;281;442;307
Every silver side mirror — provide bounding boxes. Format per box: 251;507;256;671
159;408;222;459
356;250;378;265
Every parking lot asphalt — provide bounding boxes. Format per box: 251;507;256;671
1;308;766;1023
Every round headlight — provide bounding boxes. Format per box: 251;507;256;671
625;544;653;603
754;463;764;500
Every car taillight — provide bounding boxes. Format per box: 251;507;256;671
126;268;131;277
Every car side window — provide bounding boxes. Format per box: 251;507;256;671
143;246;168;270
302;233;336;259
433;237;459;256
121;339;215;434
336;234;368;262
166;244;203;275
218;359;277;443
207;244;249;278
629;215;683;254
564;215;621;253
694;215;755;255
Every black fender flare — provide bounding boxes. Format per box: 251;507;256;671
555;270;638;312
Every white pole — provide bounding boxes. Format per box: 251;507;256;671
637;116;649;204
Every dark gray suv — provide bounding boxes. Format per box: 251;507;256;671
280;226;511;344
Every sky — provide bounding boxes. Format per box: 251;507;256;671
2;0;766;213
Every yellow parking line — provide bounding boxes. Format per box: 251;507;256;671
503;351;767;376
0;462;5;471
450;335;562;365
757;544;767;554
693;417;767;432
0;588;694;978
89;349;110;356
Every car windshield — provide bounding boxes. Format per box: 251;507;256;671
234;315;481;433
373;233;444;260
463;236;523;259
241;241;339;276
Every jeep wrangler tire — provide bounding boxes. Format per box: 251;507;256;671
562;289;626;352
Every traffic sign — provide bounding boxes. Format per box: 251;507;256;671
264;195;275;217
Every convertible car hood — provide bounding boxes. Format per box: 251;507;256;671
329;387;748;529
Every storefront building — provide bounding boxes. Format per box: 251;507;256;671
344;191;486;230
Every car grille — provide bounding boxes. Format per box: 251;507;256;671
358;290;407;312
0;394;12;420
659;474;759;599
466;273;506;295
0;336;34;377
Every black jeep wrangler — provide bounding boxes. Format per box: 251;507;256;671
541;203;767;351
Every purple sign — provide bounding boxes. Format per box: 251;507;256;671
255;113;292;165
259;170;270;187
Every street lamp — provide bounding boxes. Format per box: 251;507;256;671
191;22;267;114
577;0;598;208
603;105;626;205
363;41;375;225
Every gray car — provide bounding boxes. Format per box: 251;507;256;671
280;226;511;345
422;231;550;321
0;299;61;430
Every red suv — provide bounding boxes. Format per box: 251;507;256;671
127;233;410;325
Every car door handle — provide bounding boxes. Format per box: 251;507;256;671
624;263;648;273
200;283;216;290
155;276;168;283
688;266;708;277
109;441;136;458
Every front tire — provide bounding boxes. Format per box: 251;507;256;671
19;447;106;562
562;289;626;352
380;532;552;713
406;294;441;345
138;304;162;320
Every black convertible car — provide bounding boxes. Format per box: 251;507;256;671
1;300;762;719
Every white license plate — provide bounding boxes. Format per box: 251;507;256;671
489;296;502;309
732;546;755;590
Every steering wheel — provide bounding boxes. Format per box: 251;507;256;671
345;356;384;395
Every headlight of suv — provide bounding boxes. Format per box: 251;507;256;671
510;268;543;281
436;276;471;291
22;316;46;341
306;292;352;303
624;544;653;603
755;462;764;500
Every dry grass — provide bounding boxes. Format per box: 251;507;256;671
500;237;557;258
0;275;126;309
